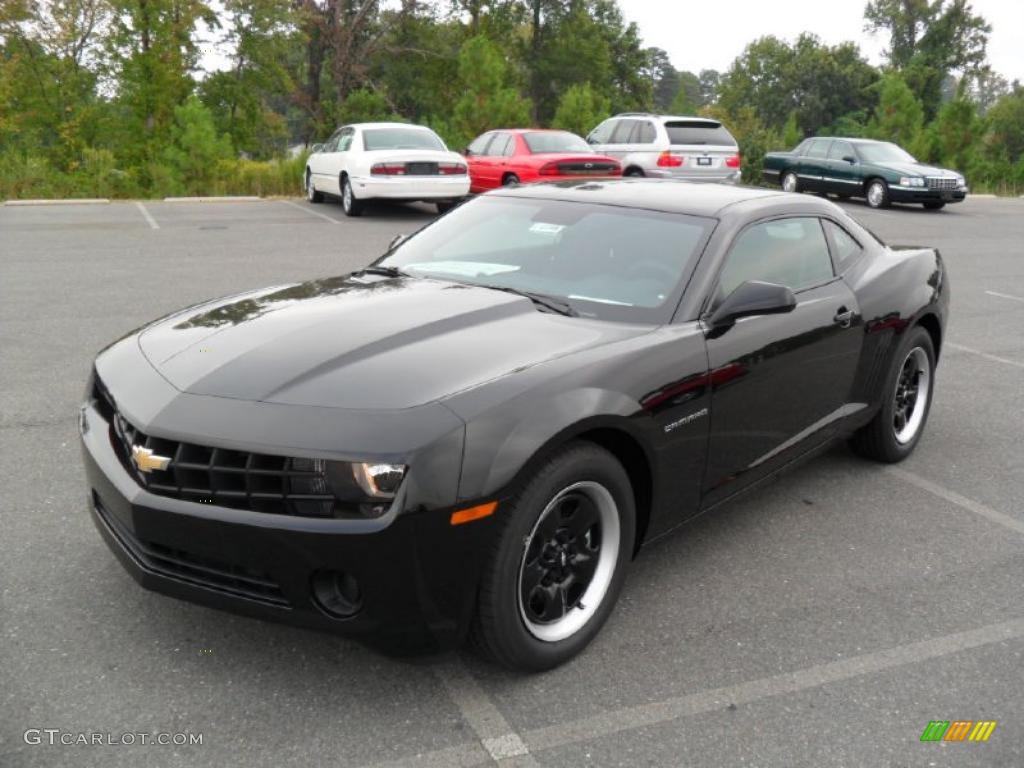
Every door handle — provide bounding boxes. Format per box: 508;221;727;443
833;307;854;328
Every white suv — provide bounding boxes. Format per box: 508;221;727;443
586;114;741;184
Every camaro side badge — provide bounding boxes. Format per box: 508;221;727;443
132;445;172;473
664;407;708;434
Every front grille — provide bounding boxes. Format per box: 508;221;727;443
557;162;618;174
94;375;335;518
94;494;289;607
404;161;438;175
926;177;958;191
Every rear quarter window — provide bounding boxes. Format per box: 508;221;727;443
664;121;736;146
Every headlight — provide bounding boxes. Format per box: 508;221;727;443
290;458;407;518
899;176;925;187
956;175;966;187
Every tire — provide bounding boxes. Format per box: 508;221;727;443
435;201;456;214
472;442;635;672
502;173;520;186
865;178;891;209
306;170;324;203
781;171;800;193
850;326;936;463
341;175;363;217
624;167;645;178
923;201;946;210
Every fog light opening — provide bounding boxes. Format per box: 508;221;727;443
311;570;363;618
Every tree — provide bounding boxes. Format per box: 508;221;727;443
551;82;609;136
669;70;701;114
162;95;234;193
451;35;531;147
864;0;991;119
869;72;924;148
644;47;677;111
698;69;720;105
985;86;1024;162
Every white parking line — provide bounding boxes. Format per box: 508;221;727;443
364;617;1024;766
135;201;159;230
986;290;1024;304
278;199;340;224
946;342;1024;369
432;659;536;765
887;467;1024;536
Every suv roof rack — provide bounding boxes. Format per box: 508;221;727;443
613;112;655;117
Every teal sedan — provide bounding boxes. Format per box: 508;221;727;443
763;137;968;210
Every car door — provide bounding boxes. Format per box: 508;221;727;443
586;118;618;156
824;140;859;195
700;216;862;508
602;119;638;163
317;127;353;195
798;139;832;192
465;132;495;193
311;128;343;190
480;132;514;188
330;127;356;194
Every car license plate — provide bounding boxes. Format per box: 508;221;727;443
405;162;438;175
697;157;712;166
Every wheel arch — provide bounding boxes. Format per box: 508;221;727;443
916;311;942;362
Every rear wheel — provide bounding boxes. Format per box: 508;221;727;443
781;171;800;193
502;173;520;186
923;201;946;210
435;201;457;214
866;179;891;209
624;167;645;178
341;175;363;217
850;326;935;462
472;442;635;672
306;170;324;203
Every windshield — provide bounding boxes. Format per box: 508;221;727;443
362;128;446;151
857;142;917;164
378;196;712;323
523;131;593;154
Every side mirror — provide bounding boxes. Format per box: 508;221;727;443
707;280;796;329
387;234;406;251
586;135;597;145
842;155;856;164
463;148;472;156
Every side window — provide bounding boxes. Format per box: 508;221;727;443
632;121;656;144
717;217;835;299
828;141;855;161
467;133;493;156
587;120;615;144
337;129;354;152
610;119;637;144
805;139;832;159
487;133;512;157
822;220;864;273
325;129;343;151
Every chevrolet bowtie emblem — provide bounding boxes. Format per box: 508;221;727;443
132;445;171;473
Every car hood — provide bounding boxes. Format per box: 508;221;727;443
872;161;959;178
137;275;647;410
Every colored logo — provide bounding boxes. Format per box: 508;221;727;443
131;445;172;474
920;720;997;742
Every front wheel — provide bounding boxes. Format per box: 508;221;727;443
306;171;324;203
866;179;891;209
850;326;935;462
341;176;364;217
472;442;635;671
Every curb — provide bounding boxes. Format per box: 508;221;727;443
4;198;110;206
162;196;262;203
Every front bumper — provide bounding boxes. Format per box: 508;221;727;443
350;174;471;201
79;399;494;654
889;184;967;203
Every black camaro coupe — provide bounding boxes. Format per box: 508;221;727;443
81;180;948;671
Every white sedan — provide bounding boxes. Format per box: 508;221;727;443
305;122;471;216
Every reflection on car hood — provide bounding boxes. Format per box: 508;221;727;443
137;275;647;410
873;161;959;177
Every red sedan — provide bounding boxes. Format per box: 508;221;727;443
464;129;621;193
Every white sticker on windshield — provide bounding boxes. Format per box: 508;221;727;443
529;222;565;236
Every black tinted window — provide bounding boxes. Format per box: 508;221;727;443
718;217;834;297
823;220;863;272
610;120;637;143
805;139;832;159
664;121;735;146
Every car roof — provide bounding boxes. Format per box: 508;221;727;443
349;122;433;131
612;113;722;125
487;178;801;218
808;137;888;145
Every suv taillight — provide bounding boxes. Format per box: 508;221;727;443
726;154;741;168
657;151;683;168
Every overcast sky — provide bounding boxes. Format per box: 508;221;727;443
619;0;1024;83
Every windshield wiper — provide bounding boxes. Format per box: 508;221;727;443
353;265;410;278
485;286;578;317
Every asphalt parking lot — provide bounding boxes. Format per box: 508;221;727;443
2;192;1023;768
